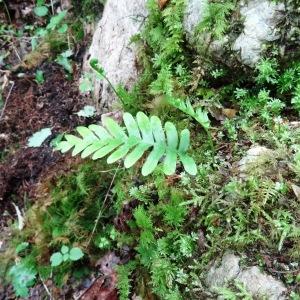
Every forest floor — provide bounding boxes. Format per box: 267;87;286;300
1;0;300;299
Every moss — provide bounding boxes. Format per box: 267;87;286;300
2;160;120;286
71;0;105;19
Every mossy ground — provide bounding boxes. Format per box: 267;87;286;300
2;0;300;299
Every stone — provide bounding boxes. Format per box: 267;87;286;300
183;0;285;67
206;252;240;288
232;0;285;66
237;266;287;300
238;145;273;178
83;0;148;111
183;0;208;40
206;252;287;299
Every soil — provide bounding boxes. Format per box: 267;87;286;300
0;62;101;219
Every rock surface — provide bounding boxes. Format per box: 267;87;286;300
183;0;285;66
237;266;287;300
238;145;273;178
83;0;147;111
206;252;240;288
232;0;285;66
183;0;208;40
206;252;287;299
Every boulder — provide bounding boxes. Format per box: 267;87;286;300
84;0;288;112
206;252;240;288
83;0;148;111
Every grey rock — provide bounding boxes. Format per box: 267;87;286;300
206;252;287;299
83;0;147;111
232;0;285;66
183;0;208;40
206;252;240;288
238;145;273;178
237;266;287;300
183;0;285;67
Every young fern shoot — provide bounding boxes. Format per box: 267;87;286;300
56;112;197;176
167;97;215;152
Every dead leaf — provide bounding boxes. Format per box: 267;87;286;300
79;273;118;300
197;229;207;252
96;252;121;275
222;108;237;119
114;199;139;232
208;107;224;121
79;252;120;300
158;0;170;10
209;107;238;121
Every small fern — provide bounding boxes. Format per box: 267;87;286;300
116;262;136;300
167;97;210;129
57;112;197;176
197;0;236;40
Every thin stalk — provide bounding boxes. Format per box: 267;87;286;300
203;127;216;164
90;59;125;107
2;1;11;23
0;81;14;122
103;74;125;107
86;164;120;246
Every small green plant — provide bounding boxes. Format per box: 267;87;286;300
79;72;94;93
197;0;236;40
56;50;73;73
75;105;96;118
116;262;136;300
90;59;124;104
34;4;49;17
57;112;197;176
8;261;37;297
27;127;52;147
35;70;45;84
50;245;84;267
255;58;278;84
167;97;210;130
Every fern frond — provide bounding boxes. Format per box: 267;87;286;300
57;112;197;176
134;206;153;231
116;262;136;300
167;97;211;129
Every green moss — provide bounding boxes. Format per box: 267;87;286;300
2;160;120;287
71;0;105;19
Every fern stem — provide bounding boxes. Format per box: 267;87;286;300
204;127;216;163
103;74;125;107
86;164;120;246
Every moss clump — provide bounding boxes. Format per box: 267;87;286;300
2;160;118;287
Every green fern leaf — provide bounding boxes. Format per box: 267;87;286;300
167;97;211;130
56;112;197;176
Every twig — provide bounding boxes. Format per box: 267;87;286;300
50;0;55;15
39;275;53;300
0;81;14;122
11;202;24;230
87;164;120;246
12;46;22;63
75;276;98;300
